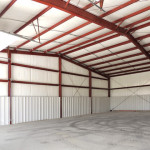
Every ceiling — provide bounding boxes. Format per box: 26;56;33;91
0;0;150;78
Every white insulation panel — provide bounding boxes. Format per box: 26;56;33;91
11;97;60;124
110;95;150;111
62;97;91;118
0;97;10;125
92;97;110;113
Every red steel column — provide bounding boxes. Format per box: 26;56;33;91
8;50;12;124
108;77;110;97
89;71;92;114
59;57;62;118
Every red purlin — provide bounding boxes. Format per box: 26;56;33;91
0;0;16;17
15;2;100;49
14;6;51;34
62;6;150;56
72;34;150;61
45;0;139;53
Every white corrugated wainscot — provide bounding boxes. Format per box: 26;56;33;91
11;97;60;124
62;97;91;117
0;97;10;125
92;97;110;113
110;71;150;111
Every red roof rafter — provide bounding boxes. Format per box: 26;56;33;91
15;2;99;49
62;6;150;56
0;0;16;17
14;6;51;34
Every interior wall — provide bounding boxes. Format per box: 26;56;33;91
110;72;150;111
0;52;109;125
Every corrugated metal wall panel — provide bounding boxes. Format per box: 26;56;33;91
92;97;110;113
0;97;10;125
62;97;91;117
110;95;150;111
11;97;60;124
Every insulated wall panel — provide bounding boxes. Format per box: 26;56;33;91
92;89;108;97
92;97;110;113
0;97;10;125
110;95;150;111
0;64;8;79
0;83;8;96
92;78;108;88
62;87;89;96
11;97;60;124
62;97;91;117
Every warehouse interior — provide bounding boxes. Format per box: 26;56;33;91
0;0;150;149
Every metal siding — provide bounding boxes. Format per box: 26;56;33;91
0;97;10;125
92;97;110;113
62;97;91;117
11;97;60;124
110;95;150;111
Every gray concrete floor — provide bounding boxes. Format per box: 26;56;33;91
0;112;150;150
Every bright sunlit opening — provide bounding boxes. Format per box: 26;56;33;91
0;31;20;51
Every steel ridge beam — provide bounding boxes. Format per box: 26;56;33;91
108;66;150;76
15;2;100;49
60;6;150;55
96;57;147;70
110;69;150;77
77;34;150;64
14;6;51;34
32;0;126;34
0;0;16;17
45;0;138;53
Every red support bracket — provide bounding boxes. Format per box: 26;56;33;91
65;0;71;8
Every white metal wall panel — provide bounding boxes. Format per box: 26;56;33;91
12;83;59;96
110;95;150;111
92;78;108;88
62;87;89;96
92;89;108;97
0;97;10;125
62;97;91;118
62;74;88;86
11;97;60;124
0;83;8;96
62;59;88;75
92;97;110;113
0;64;8;79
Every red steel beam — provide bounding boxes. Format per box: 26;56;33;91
89;48;150;67
32;0;126;34
110;68;150;77
73;34;150;61
8;50;12;124
96;57;147;70
0;79;8;82
59;5;150;55
108;66;150;76
108;77;110;97
30;0;137;52
59;57;62;118
46;0;139;53
89;71;92;114
14;6;51;34
104;62;150;73
82;43;150;64
64;19;150;56
16;2;100;49
0;0;16;17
